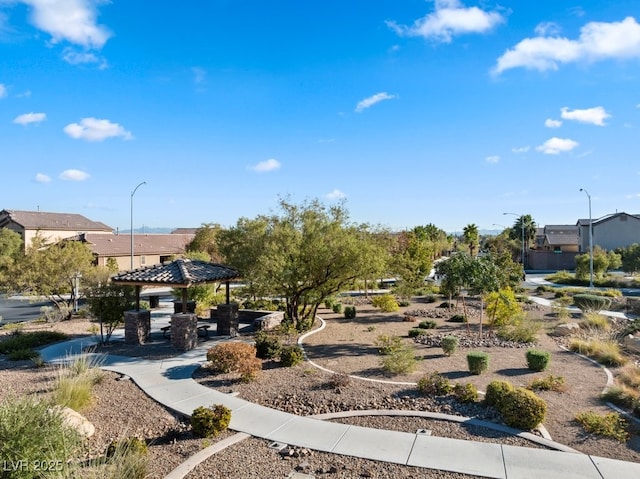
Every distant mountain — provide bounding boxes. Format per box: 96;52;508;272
119;227;176;234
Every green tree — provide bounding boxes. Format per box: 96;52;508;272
0;228;24;290
86;282;136;343
413;223;451;259
575;246;622;280
186;223;224;262
619;243;640;274
217;198;384;330
463;223;479;256
508;214;537;264
390;229;433;299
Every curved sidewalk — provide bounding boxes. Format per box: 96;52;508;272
39;318;640;479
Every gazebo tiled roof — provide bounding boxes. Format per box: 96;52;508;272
111;259;240;288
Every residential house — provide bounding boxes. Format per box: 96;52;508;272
534;225;579;253
0;209;113;252
578;212;640;252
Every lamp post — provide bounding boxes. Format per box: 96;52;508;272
580;188;594;288
503;212;525;270
130;181;146;269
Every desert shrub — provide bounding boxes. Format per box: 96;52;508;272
441;336;459;356
418;320;437;330
381;345;417;374
552;297;572;320
417;372;452;396
575;411;628;442
620;318;640;336
554;289;569;299
453;383;478;403
7;348;40;361
528;375;566;392
374;334;403;355
398;300;411;307
0;396;82;479
501;387;547;430
344;306;357;319
573;294;612;313
467;351;489;375
324;297;335;309
484;380;514;410
408;328;428;338
51;352;105;411
602;385;640;410
496;319;541;344
206;342;262;381
568;339;627;367
424;294;437;303
254;331;282;360
106;436;148;458
104;437;149;479
525;349;550;372
190;404;231;438
0;330;68;354
581;313;610;331
485;288;522;328
618;364;640;389
371;294;400;312
447;314;466;323
438;301;452;309
328;373;351;389
332;303;343;314
280;345;304;367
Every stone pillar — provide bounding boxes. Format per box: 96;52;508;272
124;310;151;345
171;313;198;351
217;303;239;337
173;301;196;314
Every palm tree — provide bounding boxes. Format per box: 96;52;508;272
508;215;537;266
463;223;480;257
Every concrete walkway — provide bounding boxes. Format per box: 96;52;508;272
38;304;640;479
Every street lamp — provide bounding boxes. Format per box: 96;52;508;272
580;188;594;288
130;181;146;269
503;212;526;270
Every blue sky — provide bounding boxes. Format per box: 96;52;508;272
1;0;639;233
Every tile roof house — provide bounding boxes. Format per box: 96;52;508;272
534;225;579;253
577;212;640;252
0;209;113;251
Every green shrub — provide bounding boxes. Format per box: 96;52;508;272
441;336;459;356
332;303;343;314
425;295;437;303
467;351;489;375
601;385;640;410
568;338;627;367
575;411;628;442
418;320;437;329
573;294;612;313
280;345;304;367
0;330;68;354
324;298;335;309
528;375;566;392
408;328;428;338
438;301;452;309
254;331;282;360
381;346;417;374
581;313;610;330
501;387;547;430
104;437;149;479
526;349;550;372
206;342;262;381
453;383;478;403
106;436;148;458
398;300;411;307
190;404;231;438
7;348;40;361
484;380;514;410
447;314;466;323
417;372;452;396
496;320;541;344
374;334;403;355
371;294;400;312
344;306;357;319
52;372;94;411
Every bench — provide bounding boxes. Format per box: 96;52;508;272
161;324;210;339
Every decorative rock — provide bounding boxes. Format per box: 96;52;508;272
623;334;640;354
554;322;581;336
57;407;95;437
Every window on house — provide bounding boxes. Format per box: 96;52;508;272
554;247;562;253
141;256;146;265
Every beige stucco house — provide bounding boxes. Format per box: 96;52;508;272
578;212;640;252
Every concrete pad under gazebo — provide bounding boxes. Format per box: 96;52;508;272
111;259;240;350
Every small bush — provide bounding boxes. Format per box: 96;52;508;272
344;306;357;319
496;320;541;344
453;383;478;403
190;404;231;438
408;328;428;338
280;345;304;367
447;314;466;323
485;380;514;410
418;320;437;330
104;437;149;479
371;294;400;312
254;331;282;360
402;315;416;322
575;411;628;442
526;349;550;372
374;334;403;355
52;373;94;411
332;303;343;314
568;339;627;367
206;342;262;381
324;298;335;309
0;330;68;354
7;348;40;361
602;385;640;410
417;372;452;396
106;436;148;458
573;294;612;313
425;294;437;303
528;375;566;392
501;387;547;430
441;336;459;356
467;351;489;375
328;373;351;389
381;346;417;374
398;300;411;307
581;313;610;330
438;302;452;309
618;364;640;389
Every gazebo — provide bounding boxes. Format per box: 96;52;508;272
111;259;240;349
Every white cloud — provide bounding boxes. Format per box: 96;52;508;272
512;146;530;153
63;48;107;68
0;83;6;98
545;118;562;128
35;173;51;183
326;189;346;200
560;106;611;126
386;0;504;43
63;117;133;141
192;67;206;84
485;155;500;164
249;158;281;173
20;0;111;49
17;90;32;98
536;137;579;154
493;16;640;74
355;92;396;112
535;22;561;37
59;169;89;181
13;112;46;125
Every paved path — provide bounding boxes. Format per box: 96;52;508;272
38;304;640;479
